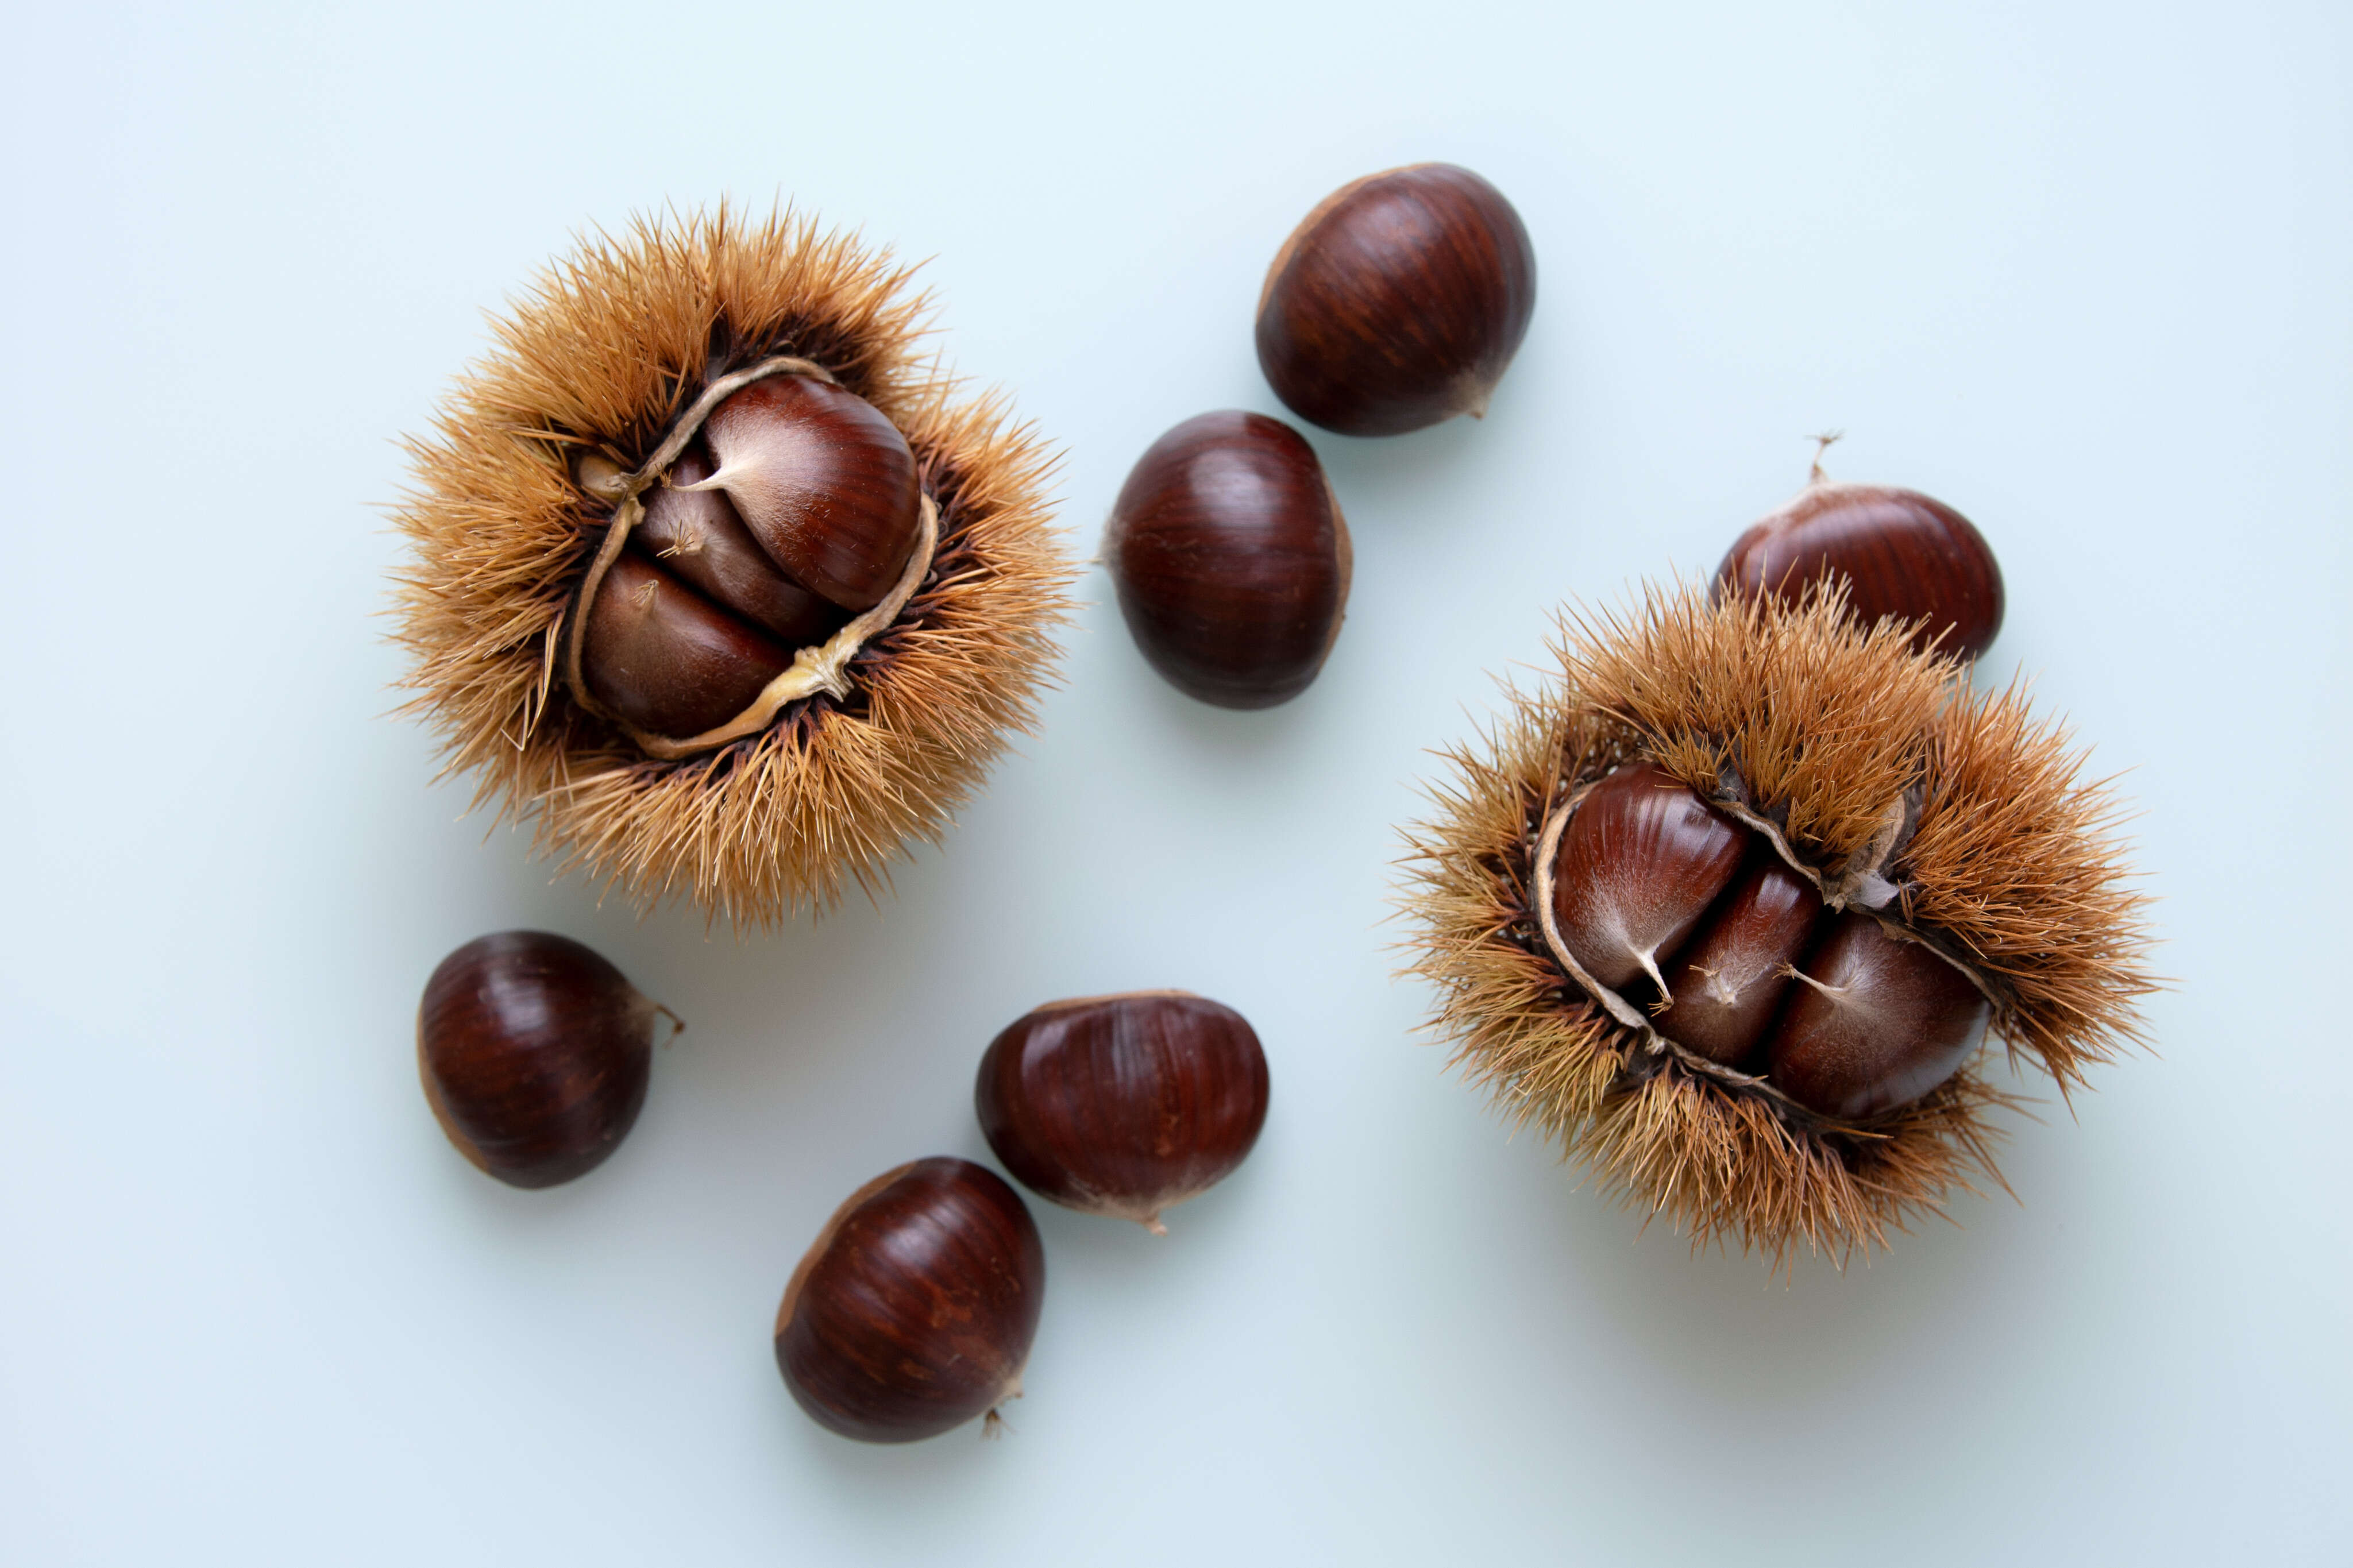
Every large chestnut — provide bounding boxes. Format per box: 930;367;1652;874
1102;411;1351;709
1715;458;2004;661
1256;163;1536;437
976;991;1270;1233
416;931;676;1188
1766;914;1992;1119
1548;763;1745;994
775;1158;1046;1443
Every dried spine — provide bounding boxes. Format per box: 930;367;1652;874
1398;584;2154;1263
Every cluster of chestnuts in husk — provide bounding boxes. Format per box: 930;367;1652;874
392;207;1071;923
1399;470;2151;1257
418;940;1268;1443
1104;164;1535;709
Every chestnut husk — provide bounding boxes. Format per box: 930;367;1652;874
416;931;677;1189
776;1157;1045;1443
1715;448;2004;660
1399;584;2153;1262
392;206;1074;922
1256;163;1536;437
976;991;1270;1232
1102;411;1351;709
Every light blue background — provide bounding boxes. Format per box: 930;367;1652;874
2;2;2347;1562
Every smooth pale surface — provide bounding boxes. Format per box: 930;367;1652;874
0;3;2345;1565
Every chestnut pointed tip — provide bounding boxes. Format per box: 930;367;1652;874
1142;1215;1169;1237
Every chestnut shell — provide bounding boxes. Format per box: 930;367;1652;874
975;991;1270;1231
1256;163;1537;437
1102;411;1351;709
416;931;657;1189
775;1157;1046;1443
1715;482;2005;660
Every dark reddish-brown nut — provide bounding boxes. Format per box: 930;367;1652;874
775;1158;1046;1444
1715;479;2004;660
580;551;794;737
1102;411;1352;709
1766;914;1992;1119
976;991;1270;1233
1255;163;1536;437
576;372;920;741
1548;763;1746;994
416;931;673;1189
1654;858;1824;1067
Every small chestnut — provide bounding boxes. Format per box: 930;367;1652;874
776;1158;1046;1443
976;991;1270;1233
416;931;677;1189
1256;163;1537;437
1715;451;2004;660
1654;858;1824;1067
1102;411;1351;709
1548;763;1746;994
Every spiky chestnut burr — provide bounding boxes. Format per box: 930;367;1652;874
391;207;1073;922
1398;585;2153;1263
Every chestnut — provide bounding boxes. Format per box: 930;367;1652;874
1102;411;1351;709
1654;858;1824;1067
1255;163;1536;437
776;1158;1045;1443
1547;763;1745;994
572;370;923;747
1714;451;2004;661
1766;914;1992;1119
976;991;1270;1233
416;931;677;1189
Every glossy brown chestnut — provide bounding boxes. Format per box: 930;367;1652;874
1654;858;1824;1067
1256;163;1536;437
776;1158;1045;1443
416;931;671;1189
1766;914;1992;1119
1102;411;1351;709
976;991;1270;1233
1548;763;1746;994
576;372;919;739
1715;480;2004;660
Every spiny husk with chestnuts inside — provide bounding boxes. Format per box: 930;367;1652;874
1397;584;2154;1264
391;206;1072;922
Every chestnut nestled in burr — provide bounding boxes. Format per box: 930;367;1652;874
776;1158;1045;1443
1403;586;2154;1261
392;208;1074;922
1539;763;1989;1117
1256;163;1536;437
416;931;677;1189
977;991;1270;1233
1103;411;1351;709
571;370;927;749
1715;446;2004;660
